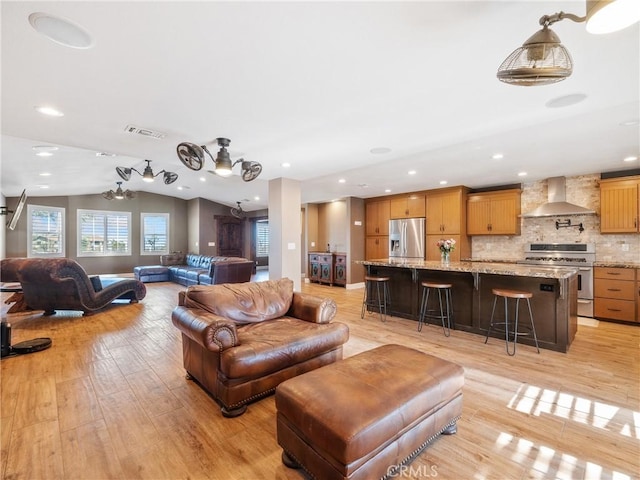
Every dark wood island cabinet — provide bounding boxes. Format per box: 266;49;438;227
357;259;578;353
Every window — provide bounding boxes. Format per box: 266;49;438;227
256;219;269;257
27;205;65;257
141;213;169;255
78;209;131;256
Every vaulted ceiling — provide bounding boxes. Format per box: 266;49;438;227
2;1;638;211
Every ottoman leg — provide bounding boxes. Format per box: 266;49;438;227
281;451;301;469
442;421;457;435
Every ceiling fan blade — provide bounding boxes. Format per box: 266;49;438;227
116;166;132;181
241;161;262;182
102;190;115;200
124;190;136;199
176;142;205;171
163;171;179;185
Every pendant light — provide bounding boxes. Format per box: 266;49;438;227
497;0;639;86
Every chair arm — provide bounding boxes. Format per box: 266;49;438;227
287;292;337;324
171;306;239;352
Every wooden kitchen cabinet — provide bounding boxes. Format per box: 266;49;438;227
467;189;521;235
425;187;470;261
365;200;390;236
600;176;640;233
426;189;463;235
426;234;462;262
390;194;425;219
365;199;390;260
594;267;638;323
365;236;389;260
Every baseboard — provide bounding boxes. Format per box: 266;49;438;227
346;282;364;290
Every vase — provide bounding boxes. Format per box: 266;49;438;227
441;251;450;264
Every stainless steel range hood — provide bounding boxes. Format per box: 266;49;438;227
521;176;595;218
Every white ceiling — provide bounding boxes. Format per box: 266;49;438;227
2;1;639;212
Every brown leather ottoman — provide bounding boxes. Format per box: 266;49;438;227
276;344;464;480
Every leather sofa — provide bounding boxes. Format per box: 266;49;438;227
159;253;254;286
171;277;349;417
1;257;146;316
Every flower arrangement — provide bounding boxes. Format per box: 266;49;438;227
437;238;456;254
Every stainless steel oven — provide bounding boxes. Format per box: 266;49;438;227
518;243;595;317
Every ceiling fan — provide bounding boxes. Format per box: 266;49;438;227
230;201;246;219
116;159;178;185
176;137;263;182
102;182;136;200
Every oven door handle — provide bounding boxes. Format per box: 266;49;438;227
578;267;592;271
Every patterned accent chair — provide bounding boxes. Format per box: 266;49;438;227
1;258;146;316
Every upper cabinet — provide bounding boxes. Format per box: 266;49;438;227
425;187;470;261
426;188;464;235
365;199;390;236
390;195;425;219
600;176;640;233
467;189;521;236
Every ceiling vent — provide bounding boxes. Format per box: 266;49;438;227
124;124;166;139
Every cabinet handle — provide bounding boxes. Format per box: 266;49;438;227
607;288;621;292
606;272;621;276
607;308;622;312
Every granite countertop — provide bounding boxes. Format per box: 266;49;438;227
593;261;640;269
309;251;347;255
357;258;579;280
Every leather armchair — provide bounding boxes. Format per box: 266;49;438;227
172;277;349;417
1;257;146;316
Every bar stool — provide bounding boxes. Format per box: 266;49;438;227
485;288;540;356
418;282;453;337
361;275;390;322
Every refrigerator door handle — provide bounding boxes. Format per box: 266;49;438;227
402;222;407;256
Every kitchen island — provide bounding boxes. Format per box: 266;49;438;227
357;259;578;352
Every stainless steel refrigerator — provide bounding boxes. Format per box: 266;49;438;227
389;218;425;259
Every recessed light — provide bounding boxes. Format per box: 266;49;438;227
620;119;640;127
39;172;52;176
370;147;392;155
35;152;54;157
28;12;94;49
623;156;638;162
384;189;391;193
199;177;206;182
254;196;260;201
408;170;416;175
492;153;504;160
518;171;528;177
545;93;587;108
439;180;448;185
32;145;58;152
338;178;346;183
34;105;64;117
281;162;291;168
37;184;49;189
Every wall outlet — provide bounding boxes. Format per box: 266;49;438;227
208;242;215;247
311;241;315;247
287;242;296;250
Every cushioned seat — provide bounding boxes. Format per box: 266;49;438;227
133;265;169;283
276;344;464;480
221;317;351;379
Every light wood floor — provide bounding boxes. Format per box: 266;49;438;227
1;276;639;480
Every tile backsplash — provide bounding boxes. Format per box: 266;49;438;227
470;174;640;264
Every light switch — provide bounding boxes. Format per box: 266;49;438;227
208;242;215;246
311;241;315;247
287;242;296;250
354;220;362;226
